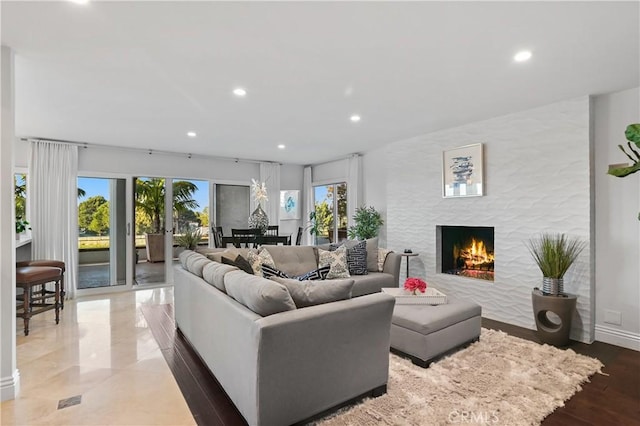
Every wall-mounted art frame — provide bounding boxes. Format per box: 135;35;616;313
279;190;301;220
442;143;484;198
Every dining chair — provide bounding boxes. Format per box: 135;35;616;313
265;225;279;236
231;228;262;248
295;227;303;245
212;226;224;248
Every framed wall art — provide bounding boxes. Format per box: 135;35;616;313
442;143;484;198
279;190;301;220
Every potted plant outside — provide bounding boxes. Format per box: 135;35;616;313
347;206;384;240
15;216;30;240
607;123;640;220
136;178;198;262
176;228;203;251
526;233;586;296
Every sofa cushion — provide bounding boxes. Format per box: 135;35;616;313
202;261;238;292
185;253;210;277
262;246;318;277
349;272;396;297
225;270;297;316
366;238;379;272
318;246;350;279
179;250;198;269
246;248;276;276
378;248;392;272
270;277;354;308
222;255;254;275
330;240;368;276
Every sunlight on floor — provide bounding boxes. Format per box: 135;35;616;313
1;287;195;426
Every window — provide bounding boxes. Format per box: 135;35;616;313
14;173;28;234
313;183;347;244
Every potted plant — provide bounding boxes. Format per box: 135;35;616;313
176;228;203;251
347;206;384;240
136;178;198;262
607;123;640;220
526;233;586;296
15;216;30;239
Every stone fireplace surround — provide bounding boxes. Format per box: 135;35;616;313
385;97;593;343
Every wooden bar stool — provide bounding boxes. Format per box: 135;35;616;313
17;260;66;309
16;266;62;336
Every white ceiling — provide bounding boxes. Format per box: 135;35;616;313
2;1;638;165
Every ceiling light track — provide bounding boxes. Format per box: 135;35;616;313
20;136;279;165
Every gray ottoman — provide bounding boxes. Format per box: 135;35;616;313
390;299;482;367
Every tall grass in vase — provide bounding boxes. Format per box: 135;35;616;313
526;233;586;296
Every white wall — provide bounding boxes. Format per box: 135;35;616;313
593;87;640;350
362;148;389;246
1;45;20;401
383;97;594;343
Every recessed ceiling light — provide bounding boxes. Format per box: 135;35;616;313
187;131;197;138
68;0;90;4
350;115;361;123
514;50;532;62
233;87;247;97
277;144;286;149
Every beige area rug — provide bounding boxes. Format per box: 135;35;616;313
316;329;604;426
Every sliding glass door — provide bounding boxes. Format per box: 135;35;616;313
77;177;128;290
313;182;347;244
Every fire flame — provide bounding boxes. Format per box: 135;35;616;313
460;238;494;269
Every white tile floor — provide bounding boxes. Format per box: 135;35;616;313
1;287;195;426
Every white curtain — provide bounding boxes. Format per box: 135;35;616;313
302;166;314;245
259;162;281;225
347;154;362;228
29;141;79;300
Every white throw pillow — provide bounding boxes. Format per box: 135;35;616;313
318;245;350;279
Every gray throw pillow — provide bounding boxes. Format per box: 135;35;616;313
225;270;297;316
270;277;354;308
366;237;379;272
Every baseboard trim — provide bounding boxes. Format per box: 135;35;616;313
595;325;640;351
0;369;21;401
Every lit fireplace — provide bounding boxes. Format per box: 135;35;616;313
438;226;495;282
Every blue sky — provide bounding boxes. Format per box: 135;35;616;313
78;177;209;212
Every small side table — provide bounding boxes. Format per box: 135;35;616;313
531;289;577;347
399;252;419;280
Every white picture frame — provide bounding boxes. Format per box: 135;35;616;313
442;143;484;198
279;190;301;220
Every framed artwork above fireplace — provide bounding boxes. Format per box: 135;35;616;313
442;143;484;198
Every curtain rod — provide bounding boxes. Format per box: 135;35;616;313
20;136;281;166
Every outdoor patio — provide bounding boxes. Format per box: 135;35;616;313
78;259;180;289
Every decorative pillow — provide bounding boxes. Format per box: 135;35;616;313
366;237;379;272
262;264;290;279
225;270;296;316
246;248;276;276
296;265;331;281
202;262;237;292
378;248;392;272
270;277;354;308
206;248;242;264
318;246;350;279
263;265;331;281
330;240;368;275
221;255;254;275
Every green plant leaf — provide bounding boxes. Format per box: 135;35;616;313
608;162;640;177
626;123;640;146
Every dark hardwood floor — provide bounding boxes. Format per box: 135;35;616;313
142;304;640;426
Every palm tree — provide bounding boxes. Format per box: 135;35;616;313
135;178;198;233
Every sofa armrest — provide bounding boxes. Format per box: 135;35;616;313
253;293;396;426
383;252;401;286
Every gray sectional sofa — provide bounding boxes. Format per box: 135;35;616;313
174;245;401;426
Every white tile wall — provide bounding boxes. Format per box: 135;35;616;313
386;97;593;342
